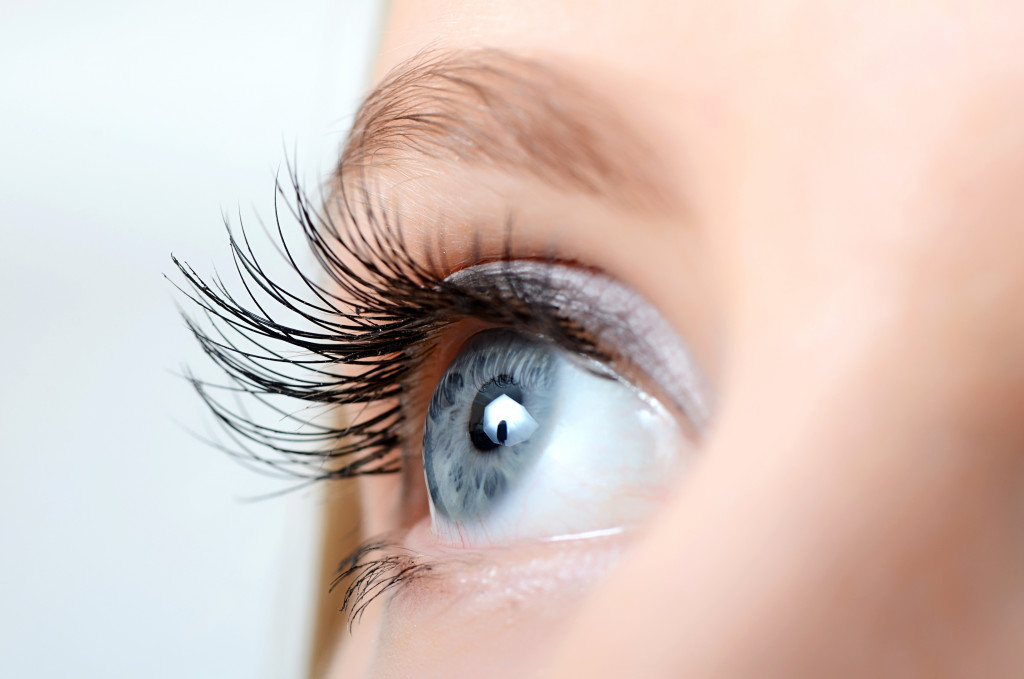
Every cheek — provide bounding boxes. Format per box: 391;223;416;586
372;592;564;678
365;535;626;679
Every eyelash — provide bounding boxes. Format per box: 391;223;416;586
174;169;603;480
172;168;606;612
330;536;436;629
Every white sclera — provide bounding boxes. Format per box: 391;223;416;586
482;393;539;447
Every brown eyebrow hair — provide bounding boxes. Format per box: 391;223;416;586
337;48;662;206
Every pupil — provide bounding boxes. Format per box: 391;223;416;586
470;424;499;451
468;375;523;452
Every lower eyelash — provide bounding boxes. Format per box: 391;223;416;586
331;537;435;628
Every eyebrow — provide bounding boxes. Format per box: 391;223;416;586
337;49;664;207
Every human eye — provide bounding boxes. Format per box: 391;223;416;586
173;168;709;617
419;262;704;548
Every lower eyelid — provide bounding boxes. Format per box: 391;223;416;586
337;508;635;632
397;520;629;610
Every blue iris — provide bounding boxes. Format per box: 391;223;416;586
423;329;559;522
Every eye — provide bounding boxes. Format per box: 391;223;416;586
422;326;689;547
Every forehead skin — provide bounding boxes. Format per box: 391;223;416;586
373;0;1024;346
333;1;1024;677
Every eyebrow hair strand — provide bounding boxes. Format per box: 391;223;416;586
338;48;665;207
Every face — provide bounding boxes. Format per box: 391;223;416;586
188;1;1024;676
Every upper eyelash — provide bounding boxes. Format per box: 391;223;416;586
171;165;602;482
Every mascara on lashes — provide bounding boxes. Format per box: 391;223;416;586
175;165;707;489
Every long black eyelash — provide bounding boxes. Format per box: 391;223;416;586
330;537;435;628
172;165;596;481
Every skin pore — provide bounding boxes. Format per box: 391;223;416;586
323;1;1024;676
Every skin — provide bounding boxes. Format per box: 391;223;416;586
325;1;1024;676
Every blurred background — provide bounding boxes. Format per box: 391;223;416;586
0;1;384;676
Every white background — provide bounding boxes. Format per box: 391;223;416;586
0;1;383;676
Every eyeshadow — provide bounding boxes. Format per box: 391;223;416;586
446;260;709;431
